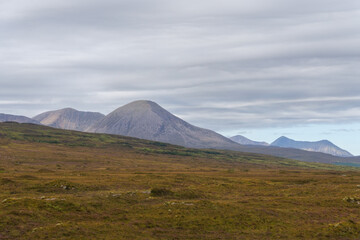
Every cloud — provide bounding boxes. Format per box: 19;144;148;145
0;0;359;130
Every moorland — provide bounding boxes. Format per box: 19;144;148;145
0;122;360;239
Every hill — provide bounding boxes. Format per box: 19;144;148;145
230;135;269;146
0;113;39;124
271;136;353;157
33;108;105;131
0;122;324;169
88;100;240;149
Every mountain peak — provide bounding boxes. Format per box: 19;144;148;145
109;100;175;124
33;108;104;131
60;107;77;112
127;100;158;105
319;139;331;144
88;100;238;149
278;136;292;141
271;136;294;145
119;100;161;111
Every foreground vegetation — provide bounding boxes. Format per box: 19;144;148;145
0;122;360;239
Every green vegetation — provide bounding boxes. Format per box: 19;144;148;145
0;122;360;239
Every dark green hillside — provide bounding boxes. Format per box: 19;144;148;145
0;122;335;169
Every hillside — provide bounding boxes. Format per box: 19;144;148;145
33;108;104;131
0;122;316;169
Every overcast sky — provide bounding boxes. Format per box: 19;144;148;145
1;0;360;154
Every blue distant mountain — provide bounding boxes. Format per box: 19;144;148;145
271;136;353;157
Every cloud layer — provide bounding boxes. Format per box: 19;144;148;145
1;0;360;132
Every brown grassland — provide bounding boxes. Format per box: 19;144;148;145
0;122;360;239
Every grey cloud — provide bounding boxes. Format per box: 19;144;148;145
0;0;360;132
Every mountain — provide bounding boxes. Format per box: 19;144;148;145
230;135;269;146
271;136;353;157
86;100;358;164
27;101;358;165
87;100;240;149
33;108;105;131
0;113;39;124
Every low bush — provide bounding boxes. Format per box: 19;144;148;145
150;187;173;197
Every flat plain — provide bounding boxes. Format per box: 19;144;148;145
0;122;359;239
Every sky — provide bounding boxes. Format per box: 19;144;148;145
0;0;359;155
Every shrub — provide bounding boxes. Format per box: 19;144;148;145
150;188;173;197
0;178;15;185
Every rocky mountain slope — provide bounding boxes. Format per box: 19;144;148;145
87;100;240;149
33;108;105;131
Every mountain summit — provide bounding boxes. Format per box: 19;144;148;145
88;100;239;149
33;108;105;131
271;136;353;157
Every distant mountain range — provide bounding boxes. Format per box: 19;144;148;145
271;136;353;157
230;135;269;146
230;135;352;158
33;108;104;131
0;100;358;165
